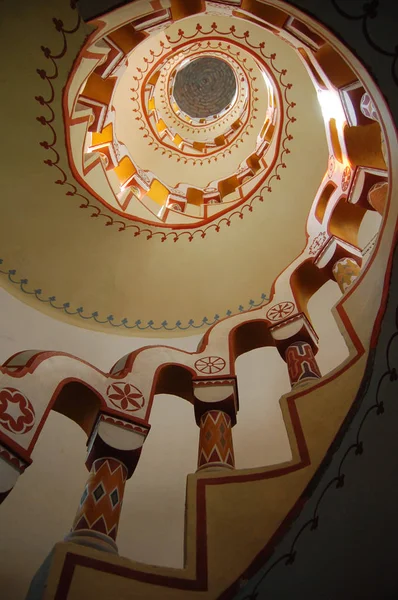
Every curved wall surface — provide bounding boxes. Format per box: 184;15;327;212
0;1;397;599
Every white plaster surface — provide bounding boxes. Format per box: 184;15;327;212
0;287;348;598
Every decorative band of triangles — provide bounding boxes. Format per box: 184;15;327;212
198;410;235;469
71;458;127;541
286;341;321;387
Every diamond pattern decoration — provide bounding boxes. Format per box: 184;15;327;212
110;488;119;508
80;487;88;506
72;458;128;541
198;411;235;470
93;483;105;502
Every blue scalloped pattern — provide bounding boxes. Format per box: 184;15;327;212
0;259;269;331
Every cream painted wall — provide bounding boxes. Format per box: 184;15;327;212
358;210;382;253
234;348;292;469
0;290;201;370
0;285;350;599
307;280;350;374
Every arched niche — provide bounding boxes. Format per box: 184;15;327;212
315;181;337;223
315;43;357;89
329;118;343;163
229;319;275;364
240;0;289;26
170;0;204;21
290;259;330;319
329;195;367;247
297;47;327;89
152;363;194;404
344;122;387;170
52;380;103;436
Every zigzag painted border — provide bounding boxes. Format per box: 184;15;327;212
0;259;268;331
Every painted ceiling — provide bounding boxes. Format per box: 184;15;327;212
0;0;329;336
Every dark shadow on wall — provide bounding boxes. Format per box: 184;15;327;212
77;0;147;21
234;246;398;599
75;0;398;597
231;1;398;597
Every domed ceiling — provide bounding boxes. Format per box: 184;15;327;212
173;56;237;118
0;0;331;336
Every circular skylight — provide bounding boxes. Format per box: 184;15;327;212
173;56;237;119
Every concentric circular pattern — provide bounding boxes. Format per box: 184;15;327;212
162;46;249;134
67;19;281;227
173;57;237;119
341;166;352;192
195;356;226;374
266;301;295;322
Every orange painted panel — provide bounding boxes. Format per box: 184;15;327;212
108;25;147;54
91;123;113;147
81;72;116;105
241;0;288;27
114;156;136;186
316;44;357;88
147;179;169;205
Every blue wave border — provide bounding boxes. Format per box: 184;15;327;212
0;259;269;332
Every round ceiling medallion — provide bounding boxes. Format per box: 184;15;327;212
173;57;237;119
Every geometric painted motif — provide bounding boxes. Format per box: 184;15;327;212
360;92;378;122
266;301;295;322
332;257;361;293
367;181;387;215
198;410;235;470
71;458;128;541
0;387;35;435
285;341;321;387
309;231;328;256
106;383;145;413
341;166;352;192
195;356;226;375
327;154;335;179
360;90;387;164
101;414;149;436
